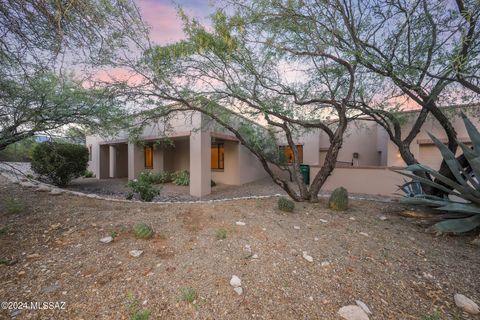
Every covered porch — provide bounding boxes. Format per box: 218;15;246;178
95;131;244;198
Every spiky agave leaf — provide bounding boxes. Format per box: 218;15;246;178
431;214;480;233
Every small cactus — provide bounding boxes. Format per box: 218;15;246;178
278;197;295;212
133;223;154;239
328;187;348;211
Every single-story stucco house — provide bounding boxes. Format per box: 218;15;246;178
86;106;480;197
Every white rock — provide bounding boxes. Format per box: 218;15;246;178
20;182;36;188
321;261;330;267
36;185;51;192
378;216;387;221
359;232;369;237
50;189;63;195
314;237;319;241
244;244;252;253
338;305;370;320
233;287;243;295
100;236;113;244
235;221;246;226
302;251;313;263
454;294;480;314
294;225;301;230
349;217;356;221
309;296;314;301
251;254;258;259
355;300;372;315
230;275;242;288
129;250;143;257
319;219;328;223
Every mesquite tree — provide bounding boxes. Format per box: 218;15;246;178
110;10;361;202
0;0;145;150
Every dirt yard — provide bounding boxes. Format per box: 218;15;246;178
0;176;479;320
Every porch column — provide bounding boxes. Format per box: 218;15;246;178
109;145;117;178
98;145;110;179
128;143;144;180
190;130;211;197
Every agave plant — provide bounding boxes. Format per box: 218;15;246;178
396;113;480;234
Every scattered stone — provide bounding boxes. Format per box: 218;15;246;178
422;272;434;279
233;287;243;295
129;250;143;257
42;284;61;293
302;251;313;262
349;217;356;221
454;294;479;315
294;226;301;230
50;189;63;195
26;253;39;259
471;236;480;246
338;305;370;320
17;271;26;276
235;221;246;226
20;182;36;188
321;261;330;267
230;275;242;288
319;219;328;223
378;216;387;221
100;236;113;244
35;185;50;192
359;232;369;237
251;254;258;259
309;296;314;301
355;300;372;315
261;227;266;231
244;244;252;253
314;237;319;241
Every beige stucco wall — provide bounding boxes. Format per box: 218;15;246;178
163;138;190;172
386;110;480;169
310;166;404;196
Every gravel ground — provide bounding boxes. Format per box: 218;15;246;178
0;176;479;319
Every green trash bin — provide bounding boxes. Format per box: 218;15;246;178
300;164;310;185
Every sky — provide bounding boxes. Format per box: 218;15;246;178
135;0;214;44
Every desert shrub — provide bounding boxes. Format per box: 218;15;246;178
215;228;227;239
278;197;295;212
127;173;161;202
328;187;348;211
127;293;151;320
83;170;95;178
211;180;216;187
2;196;25;214
180;287;197;303
31;142;89;186
133;223;154;239
172;170;189;186
137;171;170;184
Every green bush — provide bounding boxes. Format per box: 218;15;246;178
278;197;295;212
31;142;89;186
138;171;170;184
127;175;161;202
133;223;154;239
2;196;24;214
172;170;190;186
328;187;349;211
215;228;227;239
83;170;95;178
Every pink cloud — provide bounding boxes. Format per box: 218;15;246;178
136;0;187;44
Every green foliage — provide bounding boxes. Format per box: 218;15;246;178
180;287;197;304
127;173;162;202
278;197;295;212
137;171;170;184
0;138;38;161
31;142;89;186
0;226;9;236
172;170;190;186
127;293;151;320
328;187;349;211
133;223;154;239
215;228;227;240
421;311;441;320
83;170;95;178
397;114;480;233
2;196;25;214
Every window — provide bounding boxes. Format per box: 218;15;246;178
144;145;153;169
88;145;92;161
211;143;224;170
280;145;303;164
